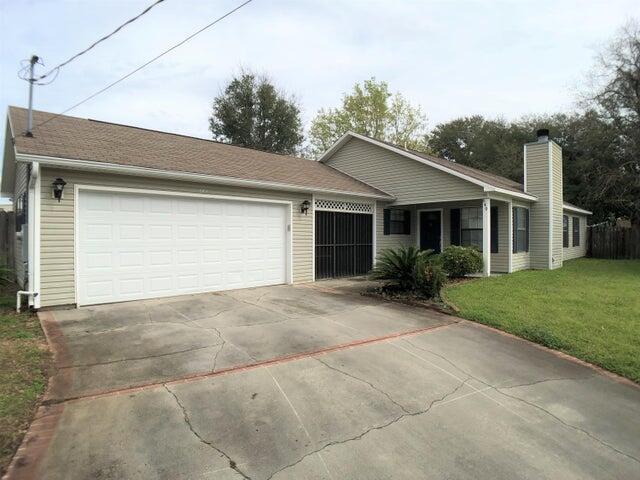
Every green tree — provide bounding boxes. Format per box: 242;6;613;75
427;115;525;182
209;71;303;155
428;109;638;224
308;78;428;155
584;20;640;223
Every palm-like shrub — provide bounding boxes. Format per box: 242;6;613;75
441;245;483;277
371;246;445;298
371;246;427;290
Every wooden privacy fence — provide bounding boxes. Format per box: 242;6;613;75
588;223;640;259
0;211;15;268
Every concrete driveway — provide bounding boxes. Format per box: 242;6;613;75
9;280;640;479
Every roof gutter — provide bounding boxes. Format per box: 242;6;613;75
563;203;592;215
15;153;395;201
484;186;538;202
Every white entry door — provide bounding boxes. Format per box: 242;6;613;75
77;189;289;306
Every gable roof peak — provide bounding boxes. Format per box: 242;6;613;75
320;131;532;199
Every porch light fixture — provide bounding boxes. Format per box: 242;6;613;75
52;177;67;202
300;200;310;215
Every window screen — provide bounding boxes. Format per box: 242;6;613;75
572;217;580;247
513;207;529;253
460;207;483;251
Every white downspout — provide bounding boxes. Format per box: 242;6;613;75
20;162;40;311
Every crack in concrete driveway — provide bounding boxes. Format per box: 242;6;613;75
163;384;253;480
400;337;640;465
22;282;640;480
266;378;470;480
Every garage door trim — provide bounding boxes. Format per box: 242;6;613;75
74;184;294;306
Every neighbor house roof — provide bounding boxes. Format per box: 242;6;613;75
6;107;392;199
319;131;536;200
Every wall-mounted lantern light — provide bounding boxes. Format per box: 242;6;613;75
52;177;67;202
300;200;310;215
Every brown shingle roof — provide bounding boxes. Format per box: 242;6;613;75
8;107;391;198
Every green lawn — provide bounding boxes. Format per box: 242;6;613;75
443;259;640;383
0;292;50;476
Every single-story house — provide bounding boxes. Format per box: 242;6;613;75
1;106;591;309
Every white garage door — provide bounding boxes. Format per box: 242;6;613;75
77;189;289;306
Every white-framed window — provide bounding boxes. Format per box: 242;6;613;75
460;207;483;251
572;217;580;246
383;209;411;235
513;207;529;253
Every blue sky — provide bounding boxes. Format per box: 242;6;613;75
1;0;639;203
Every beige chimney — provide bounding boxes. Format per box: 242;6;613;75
524;129;563;269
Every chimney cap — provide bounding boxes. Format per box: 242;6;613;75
536;128;550;141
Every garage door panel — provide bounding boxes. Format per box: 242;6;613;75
85;192;113;212
85;224;113;240
120;278;145;296
78;190;288;305
203;272;224;287
119;251;145;268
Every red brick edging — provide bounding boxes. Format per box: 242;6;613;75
2;311;70;480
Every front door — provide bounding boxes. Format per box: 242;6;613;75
419;211;441;253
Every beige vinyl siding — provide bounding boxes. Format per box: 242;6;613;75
511;201;532;272
550;143;563;268
375;202;416;255
3;118;27;286
525;141;563;270
14;162;28;286
562;212;588;260
525;142;551;269
491;201;509;273
512;251;530;271
326;138;484;204
39;167;313;307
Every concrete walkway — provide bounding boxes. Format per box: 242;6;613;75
8;280;640;479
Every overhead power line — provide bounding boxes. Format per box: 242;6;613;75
35;0;167;81
29;0;255;133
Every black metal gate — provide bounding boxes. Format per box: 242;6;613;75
315;211;373;279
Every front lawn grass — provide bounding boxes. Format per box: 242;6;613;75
443;259;640;383
0;291;50;476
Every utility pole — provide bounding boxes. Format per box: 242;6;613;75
26;54;39;137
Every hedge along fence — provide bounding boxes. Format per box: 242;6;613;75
588;223;640;259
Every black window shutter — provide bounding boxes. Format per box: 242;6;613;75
383;209;390;235
525;209;530;252
450;209;460;246
403;210;411;235
490;206;498;253
512;207;518;253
